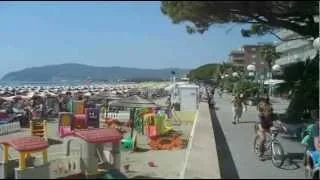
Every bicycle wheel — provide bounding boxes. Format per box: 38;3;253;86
254;122;259;134
303;148;312;179
253;135;261;157
271;141;285;168
305;167;312;179
312;169;319;179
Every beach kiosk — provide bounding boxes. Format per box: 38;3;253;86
177;84;199;111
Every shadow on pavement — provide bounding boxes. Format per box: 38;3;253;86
280;135;301;142
47;138;63;146
209;104;240;179
238;121;257;124
280;152;303;170
131;175;164;179
134;147;150;153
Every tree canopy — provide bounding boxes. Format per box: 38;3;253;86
257;44;279;70
188;63;220;80
279;55;319;122
161;1;319;39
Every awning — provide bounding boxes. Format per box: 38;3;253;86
264;79;285;85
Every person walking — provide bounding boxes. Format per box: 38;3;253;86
231;94;247;124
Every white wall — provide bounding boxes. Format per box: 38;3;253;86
179;85;199;111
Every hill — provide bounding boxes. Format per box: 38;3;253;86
1;63;189;82
188;63;221;80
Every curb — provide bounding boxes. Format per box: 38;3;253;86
179;109;200;179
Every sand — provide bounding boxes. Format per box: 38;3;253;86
0;119;193;179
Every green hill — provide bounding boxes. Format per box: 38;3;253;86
1;63;189;82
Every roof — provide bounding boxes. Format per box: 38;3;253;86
73;128;122;143
178;84;199;89
229;50;244;55
0;136;49;152
109;95;159;108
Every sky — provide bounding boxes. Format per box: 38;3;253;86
0;1;276;77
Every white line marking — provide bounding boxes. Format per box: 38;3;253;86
179;109;200;179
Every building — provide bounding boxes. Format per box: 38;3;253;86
228;44;272;73
275;29;317;66
228;50;245;67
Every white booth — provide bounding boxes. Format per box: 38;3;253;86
178;84;199;111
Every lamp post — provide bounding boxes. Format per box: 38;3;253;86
232;72;239;95
171;70;176;106
247;64;259;98
313;37;320;49
247;64;256;81
268;64;282;97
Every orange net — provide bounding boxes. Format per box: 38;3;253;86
148;135;184;150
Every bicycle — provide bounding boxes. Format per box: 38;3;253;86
253;125;285;168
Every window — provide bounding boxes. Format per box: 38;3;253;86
252;62;256;65
251;48;256;51
252;54;256;58
260;61;264;65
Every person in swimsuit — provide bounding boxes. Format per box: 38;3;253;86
257;103;273;159
231;95;247;124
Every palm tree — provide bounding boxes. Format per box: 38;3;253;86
258;44;280;97
258;44;280;74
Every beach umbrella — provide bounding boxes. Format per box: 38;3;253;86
109;95;159;108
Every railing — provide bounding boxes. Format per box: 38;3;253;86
276;39;311;53
276;29;296;40
275;48;317;65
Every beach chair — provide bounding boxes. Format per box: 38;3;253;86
58;112;73;137
85;108;100;128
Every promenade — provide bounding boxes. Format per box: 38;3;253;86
213;93;305;179
181;102;221;179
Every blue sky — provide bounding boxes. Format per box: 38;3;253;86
0;1;276;77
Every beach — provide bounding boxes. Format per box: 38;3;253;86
0;116;193;179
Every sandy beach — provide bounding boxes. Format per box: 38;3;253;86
0;117;193;179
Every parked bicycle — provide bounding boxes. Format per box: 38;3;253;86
253;123;286;168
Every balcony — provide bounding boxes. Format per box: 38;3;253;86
275;48;317;65
276;29;296;40
276;39;312;53
230;56;245;62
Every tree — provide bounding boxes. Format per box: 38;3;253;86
279;55;319;123
258;44;280;71
188;63;220;81
160;1;319;39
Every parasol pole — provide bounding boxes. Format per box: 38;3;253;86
130;108;136;139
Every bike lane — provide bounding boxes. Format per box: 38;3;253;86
213;94;305;179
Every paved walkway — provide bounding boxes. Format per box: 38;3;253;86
182;102;221;179
213;94;305;179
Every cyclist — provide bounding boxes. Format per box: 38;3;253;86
257;101;273;160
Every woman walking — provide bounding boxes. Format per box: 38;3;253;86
231;94;247;124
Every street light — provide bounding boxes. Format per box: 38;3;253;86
267;64;282;98
247;64;256;81
232;72;239;77
231;72;240;95
272;64;281;72
247;64;256;72
248;72;255;77
247;64;264;98
171;70;176;105
313;37;320;49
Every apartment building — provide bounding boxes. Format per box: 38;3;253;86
275;29;317;66
229;44;271;73
228;50;245;67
